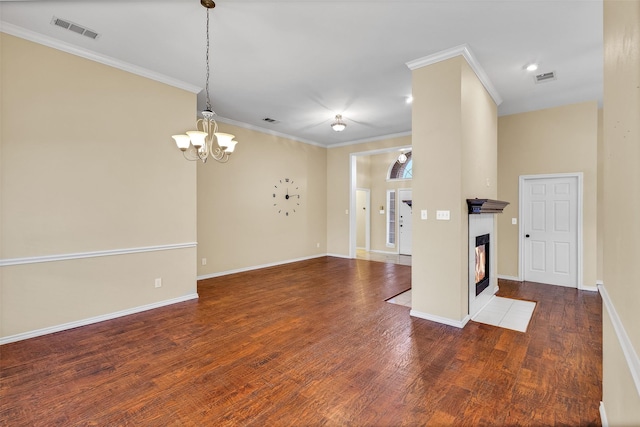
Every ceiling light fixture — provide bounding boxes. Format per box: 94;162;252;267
331;114;347;132
172;0;238;163
525;63;539;72
398;151;408;164
406;95;413;104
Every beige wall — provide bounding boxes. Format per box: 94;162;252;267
326;135;412;256
0;34;198;339
196;124;327;275
411;56;497;322
602;0;640;424
497;101;598;287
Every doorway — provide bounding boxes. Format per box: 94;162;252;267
398;189;412;255
519;173;582;288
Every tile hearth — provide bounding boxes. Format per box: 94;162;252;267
472;296;536;332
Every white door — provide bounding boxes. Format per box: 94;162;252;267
398;189;412;255
522;176;578;287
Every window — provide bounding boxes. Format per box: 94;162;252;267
386;190;396;247
388;151;412;180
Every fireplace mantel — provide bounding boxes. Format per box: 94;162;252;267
466;198;509;214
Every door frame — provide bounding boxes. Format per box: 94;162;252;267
518;172;584;289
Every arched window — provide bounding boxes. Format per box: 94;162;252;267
388;151;412;180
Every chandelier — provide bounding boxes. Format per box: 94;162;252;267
331;114;347;132
172;0;238;163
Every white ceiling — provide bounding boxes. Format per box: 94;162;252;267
0;0;603;147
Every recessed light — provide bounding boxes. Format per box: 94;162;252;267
525;63;539;72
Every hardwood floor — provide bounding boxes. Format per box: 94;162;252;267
0;257;602;426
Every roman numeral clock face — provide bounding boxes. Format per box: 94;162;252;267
273;178;301;216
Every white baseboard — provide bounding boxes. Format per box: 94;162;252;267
599;284;640;397
580;285;598;292
0;293;199;345
369;249;400;255
197;254;327;280
326;253;350;259
599;401;608;427
410;309;470;329
497;274;521;281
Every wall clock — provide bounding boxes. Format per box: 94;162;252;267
273;178;301;216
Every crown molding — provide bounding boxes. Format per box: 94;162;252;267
327;131;413;149
213;115;326;148
406;43;503;106
0;21;202;94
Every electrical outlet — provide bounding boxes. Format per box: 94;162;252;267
202;258;207;266
154;278;162;288
316;243;320;248
421;209;427;220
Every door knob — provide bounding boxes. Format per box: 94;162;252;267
525;234;530;238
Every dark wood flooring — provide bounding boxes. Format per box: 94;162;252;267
0;257;602;426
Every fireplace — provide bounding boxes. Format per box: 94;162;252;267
474;234;490;296
467;199;509;318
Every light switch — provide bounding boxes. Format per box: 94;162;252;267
421;209;428;220
512;218;517;225
436;210;450;220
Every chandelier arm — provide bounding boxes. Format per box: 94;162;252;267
182;147;201;162
210;146;229;163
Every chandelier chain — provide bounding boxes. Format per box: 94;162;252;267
205;8;211;112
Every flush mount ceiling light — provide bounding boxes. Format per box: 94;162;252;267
525;63;539;72
398;151;408;164
331;114;347;132
172;0;238;163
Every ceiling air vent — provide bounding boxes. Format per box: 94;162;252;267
262;118;279;124
534;71;556;84
51;17;100;40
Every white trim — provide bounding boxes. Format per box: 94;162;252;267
197;254;326;280
326;253;351;259
370;249;400;255
0;242;197;267
0;293;199;345
410;310;470;329
214;116;325;147
518;173;583;288
599;283;640;397
497;274;521;282
405;43;503;106
349;154;358;259
597;280;604;286
327;131;413;149
216;118;413;150
599;402;608;427
581;285;598;292
1;22;201;94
